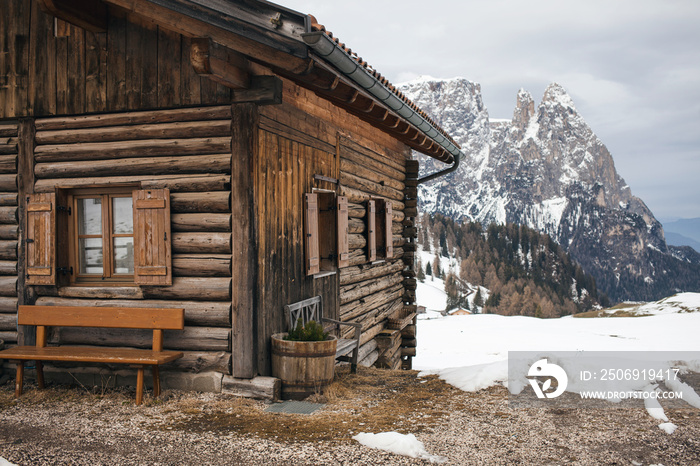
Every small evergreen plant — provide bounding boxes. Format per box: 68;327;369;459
284;318;329;342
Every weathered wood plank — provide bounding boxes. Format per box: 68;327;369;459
34;137;232;162
231;103;257;379
339;185;405;211
340;158;405;192
35;296;230;327
66;24;87;114
0;313;16;331
0;174;17;191
340;272;404;305
34;106;231;131
0;207;18;224
0;193;18;206
173;351;231;373
0;125;19;138
0;331;18;343
340;284;403;322
105;8;127;111
34;174;231;193
0;241;18;260
157;27;181;108
0;296;18;313
0;260;17;275
170;191;230;213
339;260;405;286
141;277;231;301
339;138;405;180
0;276;17;296
85;30;108;113
222;375;280;400
50;326;230;351
339;171;404;201
36;120;232;145
172;232;231;254
171;213;231;232
172;254;231;277
34;153;231;178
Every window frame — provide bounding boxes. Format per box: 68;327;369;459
66;186;136;285
303;190;350;277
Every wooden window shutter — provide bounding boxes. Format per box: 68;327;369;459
133;188;172;286
336;195;349;268
367;200;377;262
304;193;320;275
26;193;56;285
385;201;393;258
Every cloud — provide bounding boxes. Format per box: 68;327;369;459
282;0;700;218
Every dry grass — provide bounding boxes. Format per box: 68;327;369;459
162;366;466;443
573;302;648;318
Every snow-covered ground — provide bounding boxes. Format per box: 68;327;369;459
355;290;700;461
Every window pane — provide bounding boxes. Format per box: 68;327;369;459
79;238;103;274
77;198;102;235
112;197;133;234
113;237;134;274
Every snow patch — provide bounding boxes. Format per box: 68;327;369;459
353;432;447;463
658;422;678;435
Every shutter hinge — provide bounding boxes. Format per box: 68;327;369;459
57;266;73;276
57;205;72;215
25;238;34;244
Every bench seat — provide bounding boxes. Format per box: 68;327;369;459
0;346;183;365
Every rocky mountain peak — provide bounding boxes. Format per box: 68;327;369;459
541;82;576;110
399;77;700;301
512;88;535;134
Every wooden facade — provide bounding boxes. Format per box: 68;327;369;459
0;0;454;391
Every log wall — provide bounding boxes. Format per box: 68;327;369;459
254;80;413;372
30;106;234;374
0;0;231;120
0;122;19;344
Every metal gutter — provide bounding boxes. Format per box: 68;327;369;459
301;30;464;173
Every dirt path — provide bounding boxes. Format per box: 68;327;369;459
1;367;699;465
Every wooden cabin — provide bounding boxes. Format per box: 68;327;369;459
0;0;462;395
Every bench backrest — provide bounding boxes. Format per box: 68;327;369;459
18;305;184;330
284;296;323;331
17;305;184;351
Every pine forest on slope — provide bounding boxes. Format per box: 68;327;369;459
417;214;604;317
401;77;700;302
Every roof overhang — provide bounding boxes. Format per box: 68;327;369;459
42;0;461;164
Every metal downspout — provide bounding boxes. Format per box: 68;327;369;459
417;151;460;184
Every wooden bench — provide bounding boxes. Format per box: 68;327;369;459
285;296;362;372
0;305;184;405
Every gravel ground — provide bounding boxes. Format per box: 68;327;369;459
1;368;699;465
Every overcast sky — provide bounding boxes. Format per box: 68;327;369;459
281;0;700;221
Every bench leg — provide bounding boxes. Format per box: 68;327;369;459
152;366;161;398
15;361;24;398
136;366;145;405
36;361;45;389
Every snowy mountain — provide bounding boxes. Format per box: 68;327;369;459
400;77;700;302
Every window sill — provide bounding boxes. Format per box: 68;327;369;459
312;270;337;279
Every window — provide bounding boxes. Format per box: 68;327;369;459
367;198;393;263
304;191;349;276
69;189;135;283
25;188;172;286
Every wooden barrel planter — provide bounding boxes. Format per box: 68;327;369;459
270;333;337;400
